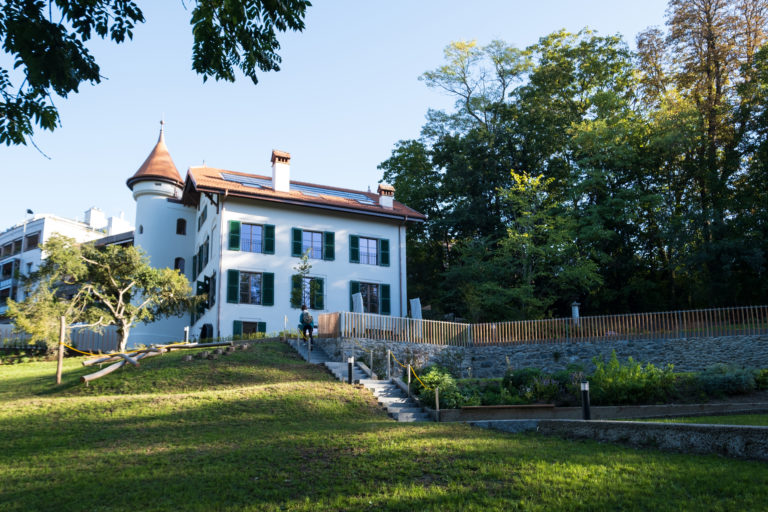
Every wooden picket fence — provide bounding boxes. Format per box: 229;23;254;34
318;305;768;346
0;324;120;352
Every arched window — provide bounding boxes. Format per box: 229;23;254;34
174;257;185;274
138;225;144;234
176;218;186;235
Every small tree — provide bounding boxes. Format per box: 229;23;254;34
9;235;194;353
290;249;318;309
8;235;102;354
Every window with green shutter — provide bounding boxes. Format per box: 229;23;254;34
264;224;275;254
349;280;360;310
323;232;335;261
233;320;243;337
228;221;241;250
379;239;390;267
314;278;324;310
227;269;240;303
380;284;391;315
290;274;302;308
262;272;274;306
292;228;303;257
349;235;360;263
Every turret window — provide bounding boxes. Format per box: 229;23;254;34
174;257;185;274
176;219;187;235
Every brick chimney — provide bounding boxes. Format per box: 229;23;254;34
377;183;394;209
271;150;291;192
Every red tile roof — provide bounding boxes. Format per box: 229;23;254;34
186;166;425;222
126;129;183;189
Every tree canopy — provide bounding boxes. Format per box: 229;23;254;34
0;0;311;146
381;0;768;322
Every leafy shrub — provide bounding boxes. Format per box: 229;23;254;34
502;367;542;394
588;351;675;405
530;377;560;403
414;366;462;409
756;369;768;390
696;365;756;396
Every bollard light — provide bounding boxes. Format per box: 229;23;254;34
347;356;354;384
581;381;591;420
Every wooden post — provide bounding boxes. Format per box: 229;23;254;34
435;387;440;423
56;315;65;385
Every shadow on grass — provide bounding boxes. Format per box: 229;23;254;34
2;386;768;511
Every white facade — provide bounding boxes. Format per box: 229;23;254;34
126;139;422;345
185;195;410;339
0;210;133;321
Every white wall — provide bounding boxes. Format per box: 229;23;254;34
129;181;196;346
199;196;408;337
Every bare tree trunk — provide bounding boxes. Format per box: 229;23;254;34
117;322;131;352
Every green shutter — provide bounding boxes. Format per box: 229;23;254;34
264;224;275;254
290;274;302;308
257;322;267;333
323;231;335;261
292;228;303;257
381;284;391;315
233;320;243;337
350;280;360;310
227;269;240;303
262;272;274;306
228;221;241;250
314;278;324;310
349;235;360;263
379;239;390;267
192;255;197;279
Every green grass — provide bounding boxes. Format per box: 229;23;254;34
643;414;768;426
2;342;768;511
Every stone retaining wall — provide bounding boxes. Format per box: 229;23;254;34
315;334;768;378
538;420;768;462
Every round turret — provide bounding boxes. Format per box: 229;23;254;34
127;123;196;347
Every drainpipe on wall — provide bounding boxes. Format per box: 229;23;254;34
399;218;407;317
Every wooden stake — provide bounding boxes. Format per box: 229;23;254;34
56;316;65;385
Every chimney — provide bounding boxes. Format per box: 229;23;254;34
377;183;394;209
84;207;107;230
271;150;291;192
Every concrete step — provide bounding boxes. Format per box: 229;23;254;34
386;407;424;419
394;411;431;422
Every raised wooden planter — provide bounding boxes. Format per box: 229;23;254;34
434;402;768;422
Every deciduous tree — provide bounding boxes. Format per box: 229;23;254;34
0;0;311;146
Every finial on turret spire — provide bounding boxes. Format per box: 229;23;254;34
158;117;165;142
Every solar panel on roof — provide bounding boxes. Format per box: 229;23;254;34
291;183;376;205
220;171;378;206
221;172;272;189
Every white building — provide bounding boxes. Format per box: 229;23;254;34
0;209;133;322
127;127;424;345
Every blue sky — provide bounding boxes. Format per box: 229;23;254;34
1;0;670;230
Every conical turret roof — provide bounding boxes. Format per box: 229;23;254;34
126;124;183;189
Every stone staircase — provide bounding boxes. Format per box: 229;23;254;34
287;337;431;422
323;362;431;422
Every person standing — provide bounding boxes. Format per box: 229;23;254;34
299;305;314;347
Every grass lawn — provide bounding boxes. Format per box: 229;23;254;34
2;342;768;511
643;414;768;426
